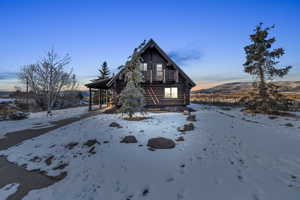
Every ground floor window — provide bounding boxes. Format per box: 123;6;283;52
164;87;178;98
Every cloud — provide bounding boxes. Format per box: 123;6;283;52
0;72;18;80
168;49;202;65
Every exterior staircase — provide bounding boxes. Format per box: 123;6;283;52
145;87;159;105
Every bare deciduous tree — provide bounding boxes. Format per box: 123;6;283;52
19;49;77;115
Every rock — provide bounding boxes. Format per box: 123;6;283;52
65;142;78;150
30;156;42;163
103;141;110;144
109;122;122;128
186;115;196;121
183;110;190;115
175;136;184;142
148;147;156;151
84;139;100;147
184;123;194;131
147;137;176;149
177;126;185;132
120;136;138;143
45;155;54;166
53;163;68;170
177;123;194;132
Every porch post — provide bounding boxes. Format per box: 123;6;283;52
99;89;102;109
89;88;92;111
105;89;108;106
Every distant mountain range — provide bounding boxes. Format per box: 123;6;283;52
192;81;300;94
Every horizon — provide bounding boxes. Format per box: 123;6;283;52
0;0;299;91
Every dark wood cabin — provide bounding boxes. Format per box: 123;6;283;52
85;39;196;110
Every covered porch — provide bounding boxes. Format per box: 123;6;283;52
85;78;113;111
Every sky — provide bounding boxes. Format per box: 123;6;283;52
0;0;299;91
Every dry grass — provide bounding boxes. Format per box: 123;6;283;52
123;116;150;121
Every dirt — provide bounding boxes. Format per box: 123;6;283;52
0;156;66;200
0;110;101;151
0;109;102;200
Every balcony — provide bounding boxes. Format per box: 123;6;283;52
142;69;178;83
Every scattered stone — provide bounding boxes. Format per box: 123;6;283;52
103;141;110;144
142;188;149;196
109;122;123;128
177;123;194;132
84;139;100;147
120;136;138;143
177;126;185;132
175;136;184;142
65;142;78;150
45;155;54;166
186;115;196;121
148;147;156;151
180;164;185;168
147;137;176;149
30;156;41;163
53;163;68;170
139;130;144;133
183;110;190;115
138;144;143;147
165;177;175;182
291;175;297;179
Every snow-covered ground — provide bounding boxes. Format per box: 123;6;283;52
0;183;20;199
0;106;94;138
0;98;14;103
1;104;300;200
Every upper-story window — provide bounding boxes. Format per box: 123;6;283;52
140;63;147;71
156;64;163;80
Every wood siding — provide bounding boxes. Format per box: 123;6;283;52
112;43;193;107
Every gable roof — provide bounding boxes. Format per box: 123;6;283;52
143;39;196;87
105;39;196;88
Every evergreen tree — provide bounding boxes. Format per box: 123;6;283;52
118;42;146;118
242;23;292;113
98;61;110;79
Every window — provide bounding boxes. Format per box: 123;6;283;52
156;64;163;80
140;63;147;71
164;87;178;98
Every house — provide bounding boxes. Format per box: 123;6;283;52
85;39;196;110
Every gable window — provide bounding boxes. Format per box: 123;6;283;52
164;87;178;98
156;64;163;80
140;63;148;71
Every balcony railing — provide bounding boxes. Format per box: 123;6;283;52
142;70;177;83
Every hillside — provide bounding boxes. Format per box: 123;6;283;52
192;81;300;94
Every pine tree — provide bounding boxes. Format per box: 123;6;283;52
98;61;110;79
242;23;292;113
118;43;146;119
